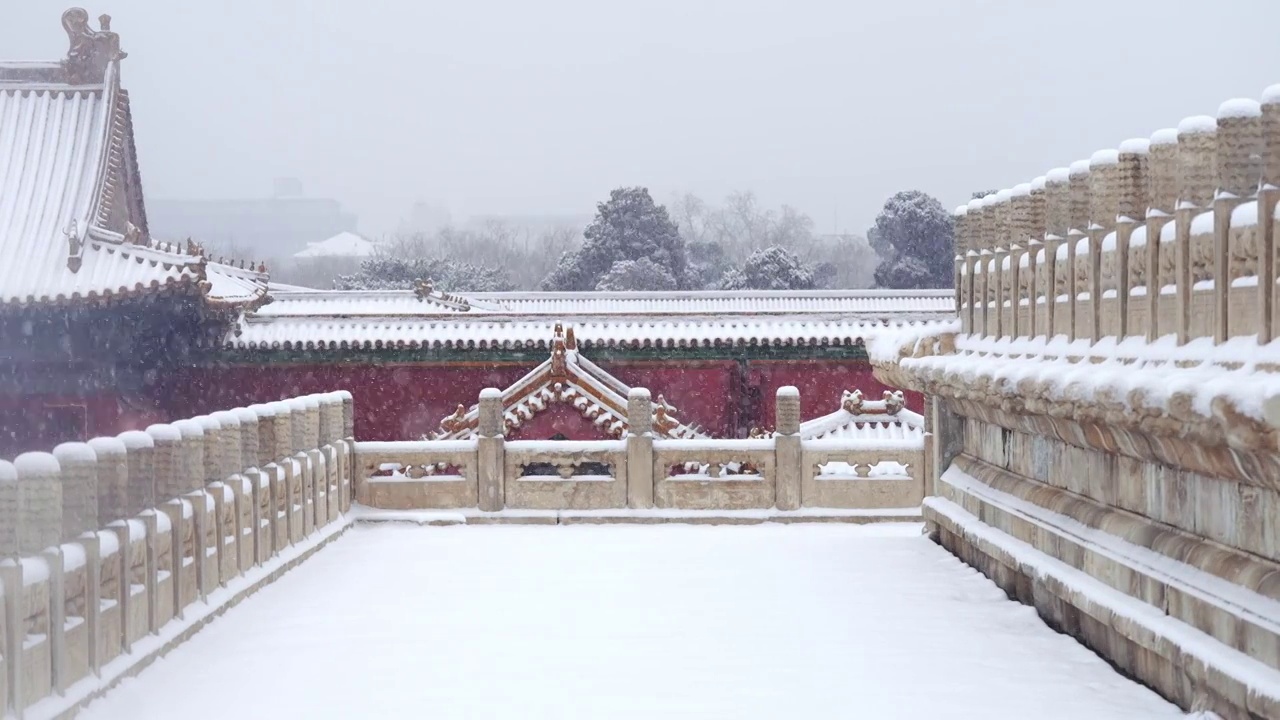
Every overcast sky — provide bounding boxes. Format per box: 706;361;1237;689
4;0;1279;238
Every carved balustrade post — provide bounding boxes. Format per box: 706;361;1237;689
1176;116;1217;344
477;388;505;512
774;387;802;511
626;388;655;509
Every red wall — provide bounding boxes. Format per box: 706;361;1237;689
164;357;919;442
747;361;924;427
0;392;166;459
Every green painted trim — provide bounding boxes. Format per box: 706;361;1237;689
212;344;870;366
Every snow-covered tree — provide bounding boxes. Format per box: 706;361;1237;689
718;245;817;290
686;239;732;289
542;187;687;290
870;190;954;289
595;257;678;291
335;255;514;292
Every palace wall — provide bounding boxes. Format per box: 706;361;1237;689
156;358;919;442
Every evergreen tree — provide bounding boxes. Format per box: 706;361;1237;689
595;258;679;291
335;255;514;292
870;190;954;289
718;245;816;290
542;187;687;290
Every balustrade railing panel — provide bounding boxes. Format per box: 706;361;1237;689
953;84;1280;351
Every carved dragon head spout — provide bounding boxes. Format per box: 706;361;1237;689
62;8;127;84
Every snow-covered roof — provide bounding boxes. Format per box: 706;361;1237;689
230;288;955;349
293;231;377;259
432;325;702;440
798;389;925;443
0;10;267;312
252;289;955;319
231;316;952;352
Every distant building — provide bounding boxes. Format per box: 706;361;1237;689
148;178;358;259
294;231;378;259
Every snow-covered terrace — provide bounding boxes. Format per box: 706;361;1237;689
76;524;1183;720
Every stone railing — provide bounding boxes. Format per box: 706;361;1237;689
356;387;928;512
0;392;354;716
956;84;1280;347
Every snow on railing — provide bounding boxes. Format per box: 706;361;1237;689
956;84;1280;349
353;386;929;513
0;392;354;715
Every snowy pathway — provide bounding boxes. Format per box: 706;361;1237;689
81;524;1185;719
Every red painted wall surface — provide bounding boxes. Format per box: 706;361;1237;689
507;404;614;441
163;358;919;442
747;361;924;428
0;392;167;459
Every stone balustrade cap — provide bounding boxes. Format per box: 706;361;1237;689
1119;138;1151;155
1089;149;1120;167
966;197;984;211
1264;84;1280;106
776;386;800;398
1046;167;1070;184
628;387;651;399
286;397;308;411
1069;160;1091;176
171;418;205;438
117;430;155;449
211;410;241;427
266;400;292;413
1030;176;1047;191
479;387;503;400
1218;98;1262;119
232;407;259;423
53;442;97;463
87;436;127;456
335;390;353;401
0;459;15;483
1012;183;1032;197
953;204;968;216
193;414;221;431
1150;128;1179;146
14;451;60;475
1177;115;1217;136
145;424;181;442
248;403;276;417
994;188;1013;202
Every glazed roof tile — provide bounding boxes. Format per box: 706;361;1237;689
0;13;267;311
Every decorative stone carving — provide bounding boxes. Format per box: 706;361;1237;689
62;8;126;84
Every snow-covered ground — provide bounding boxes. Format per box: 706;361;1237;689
81;524;1185;720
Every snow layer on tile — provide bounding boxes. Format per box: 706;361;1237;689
0;81;199;306
78;524;1181;720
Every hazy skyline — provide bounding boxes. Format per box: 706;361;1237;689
4;0;1279;241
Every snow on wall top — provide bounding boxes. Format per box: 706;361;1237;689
1218;98;1262;119
0;459;15;482
231;316;956;351
1149;128;1179;146
1265;84;1280;105
1119;138;1151;155
87;436;126;456
1178;115;1217;135
250;289;956;319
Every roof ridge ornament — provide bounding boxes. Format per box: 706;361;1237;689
62;8;127;85
65;218;83;272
